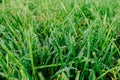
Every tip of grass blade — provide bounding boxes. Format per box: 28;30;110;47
75;70;80;80
38;72;45;80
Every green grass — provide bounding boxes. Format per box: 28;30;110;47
0;0;120;80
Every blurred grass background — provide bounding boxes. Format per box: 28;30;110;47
0;0;120;80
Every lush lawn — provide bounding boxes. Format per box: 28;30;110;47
0;0;120;80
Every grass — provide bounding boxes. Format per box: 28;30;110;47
0;0;120;80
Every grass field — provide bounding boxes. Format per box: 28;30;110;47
0;0;120;80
